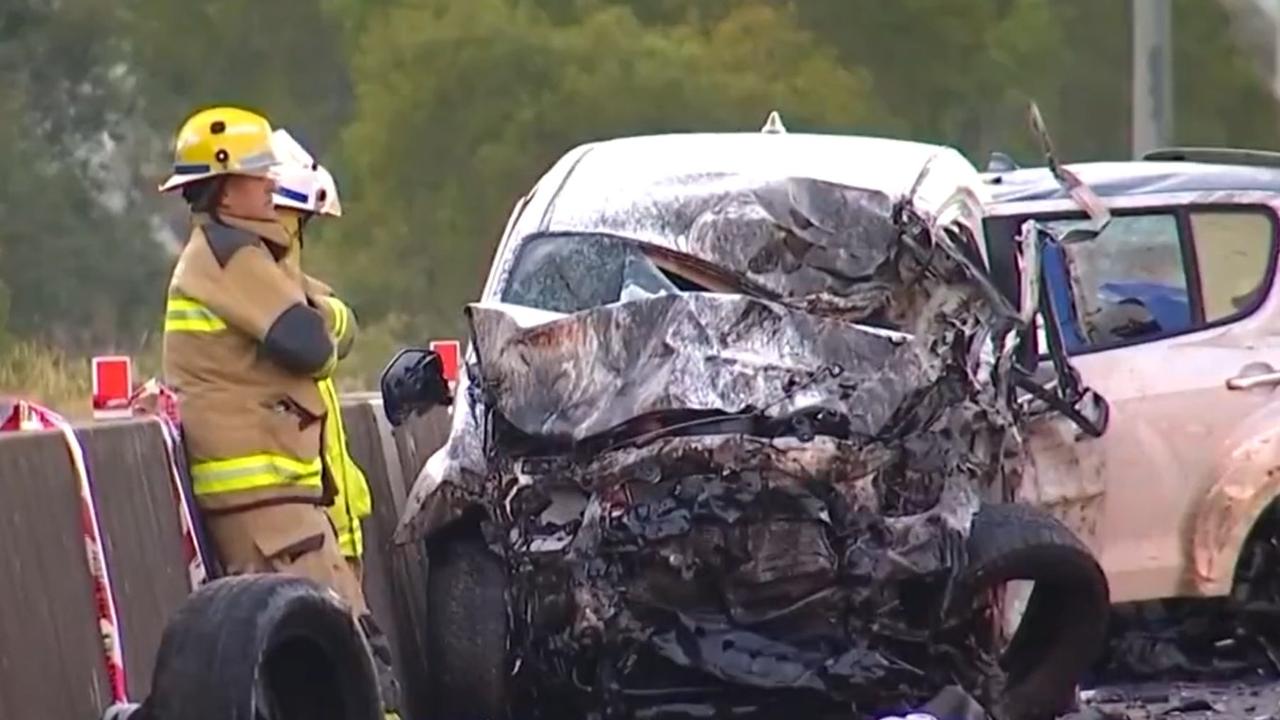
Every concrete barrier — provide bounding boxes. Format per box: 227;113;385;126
82;421;195;701
0;398;450;720
341;401;438;720
0;429;113;719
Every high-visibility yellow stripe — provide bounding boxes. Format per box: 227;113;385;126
191;453;323;496
164;319;225;333
321;376;358;558
323;296;349;340
167;297;209;312
336;522;363;559
164;297;227;333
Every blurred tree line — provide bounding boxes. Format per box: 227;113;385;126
0;0;1276;385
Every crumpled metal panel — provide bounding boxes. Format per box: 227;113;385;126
680;179;900;300
547;176;904;306
467;293;922;443
396;172;1017;541
394;167;1063;715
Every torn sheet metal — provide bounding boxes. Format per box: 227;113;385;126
467;293;921;444
395;169;1092;716
679;179;901;301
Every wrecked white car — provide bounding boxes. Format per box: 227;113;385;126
383;129;1112;719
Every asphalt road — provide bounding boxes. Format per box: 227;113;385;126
1066;681;1280;720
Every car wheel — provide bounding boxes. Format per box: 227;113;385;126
426;532;510;720
954;503;1110;720
140;575;381;720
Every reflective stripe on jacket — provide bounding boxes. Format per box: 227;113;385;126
306;287;371;559
318;375;372;559
162;214;335;513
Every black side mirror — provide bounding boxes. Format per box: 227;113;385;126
380;348;453;427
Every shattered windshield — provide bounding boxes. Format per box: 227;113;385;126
544;176;903;303
501;232;696;314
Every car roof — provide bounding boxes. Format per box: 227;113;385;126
983;160;1280;204
549;132;991;216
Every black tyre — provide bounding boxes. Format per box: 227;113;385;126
955;503;1110;720
139;575;381;720
426;533;510;720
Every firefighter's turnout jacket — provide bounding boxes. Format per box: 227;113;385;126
162;212;355;514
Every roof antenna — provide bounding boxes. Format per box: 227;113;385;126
761;110;787;134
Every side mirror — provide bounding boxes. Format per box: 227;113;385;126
380;348;453;427
1072;388;1110;438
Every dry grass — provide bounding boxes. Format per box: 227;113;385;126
0;339;163;420
0;341;94;418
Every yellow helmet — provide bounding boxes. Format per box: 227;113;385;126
158;106;279;193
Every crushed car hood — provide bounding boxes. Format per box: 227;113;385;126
468;293;920;444
394;177;1019;545
537;174;996;323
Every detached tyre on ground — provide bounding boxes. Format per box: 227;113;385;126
955;503;1111;720
138;575;381;720
424;532;510;720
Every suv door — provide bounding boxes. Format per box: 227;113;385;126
1019;204;1280;603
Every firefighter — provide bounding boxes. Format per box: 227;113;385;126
266;129;402;716
268;128;373;578
157;106;399;716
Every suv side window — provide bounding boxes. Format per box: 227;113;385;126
1191;211;1273;322
1041;207;1276;354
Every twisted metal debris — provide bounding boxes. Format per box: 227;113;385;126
401;174;1084;715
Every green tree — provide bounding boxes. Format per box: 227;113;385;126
0;85;163;351
320;0;885;337
793;0;1279;163
0;0;166;351
121;0;354;158
792;0;1071;161
1172;0;1280;149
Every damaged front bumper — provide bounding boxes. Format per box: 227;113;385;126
445;289;1020;714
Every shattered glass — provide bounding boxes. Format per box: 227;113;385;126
502;233;681;315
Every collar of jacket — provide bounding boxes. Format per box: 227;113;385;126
278;213;305;257
194;212;292;249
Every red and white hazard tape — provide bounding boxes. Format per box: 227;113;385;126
149;414;207;590
127;379;209;590
1;400;129;703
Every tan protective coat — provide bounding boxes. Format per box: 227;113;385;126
163;213;338;512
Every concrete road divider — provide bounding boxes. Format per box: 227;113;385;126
0;398;450;720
